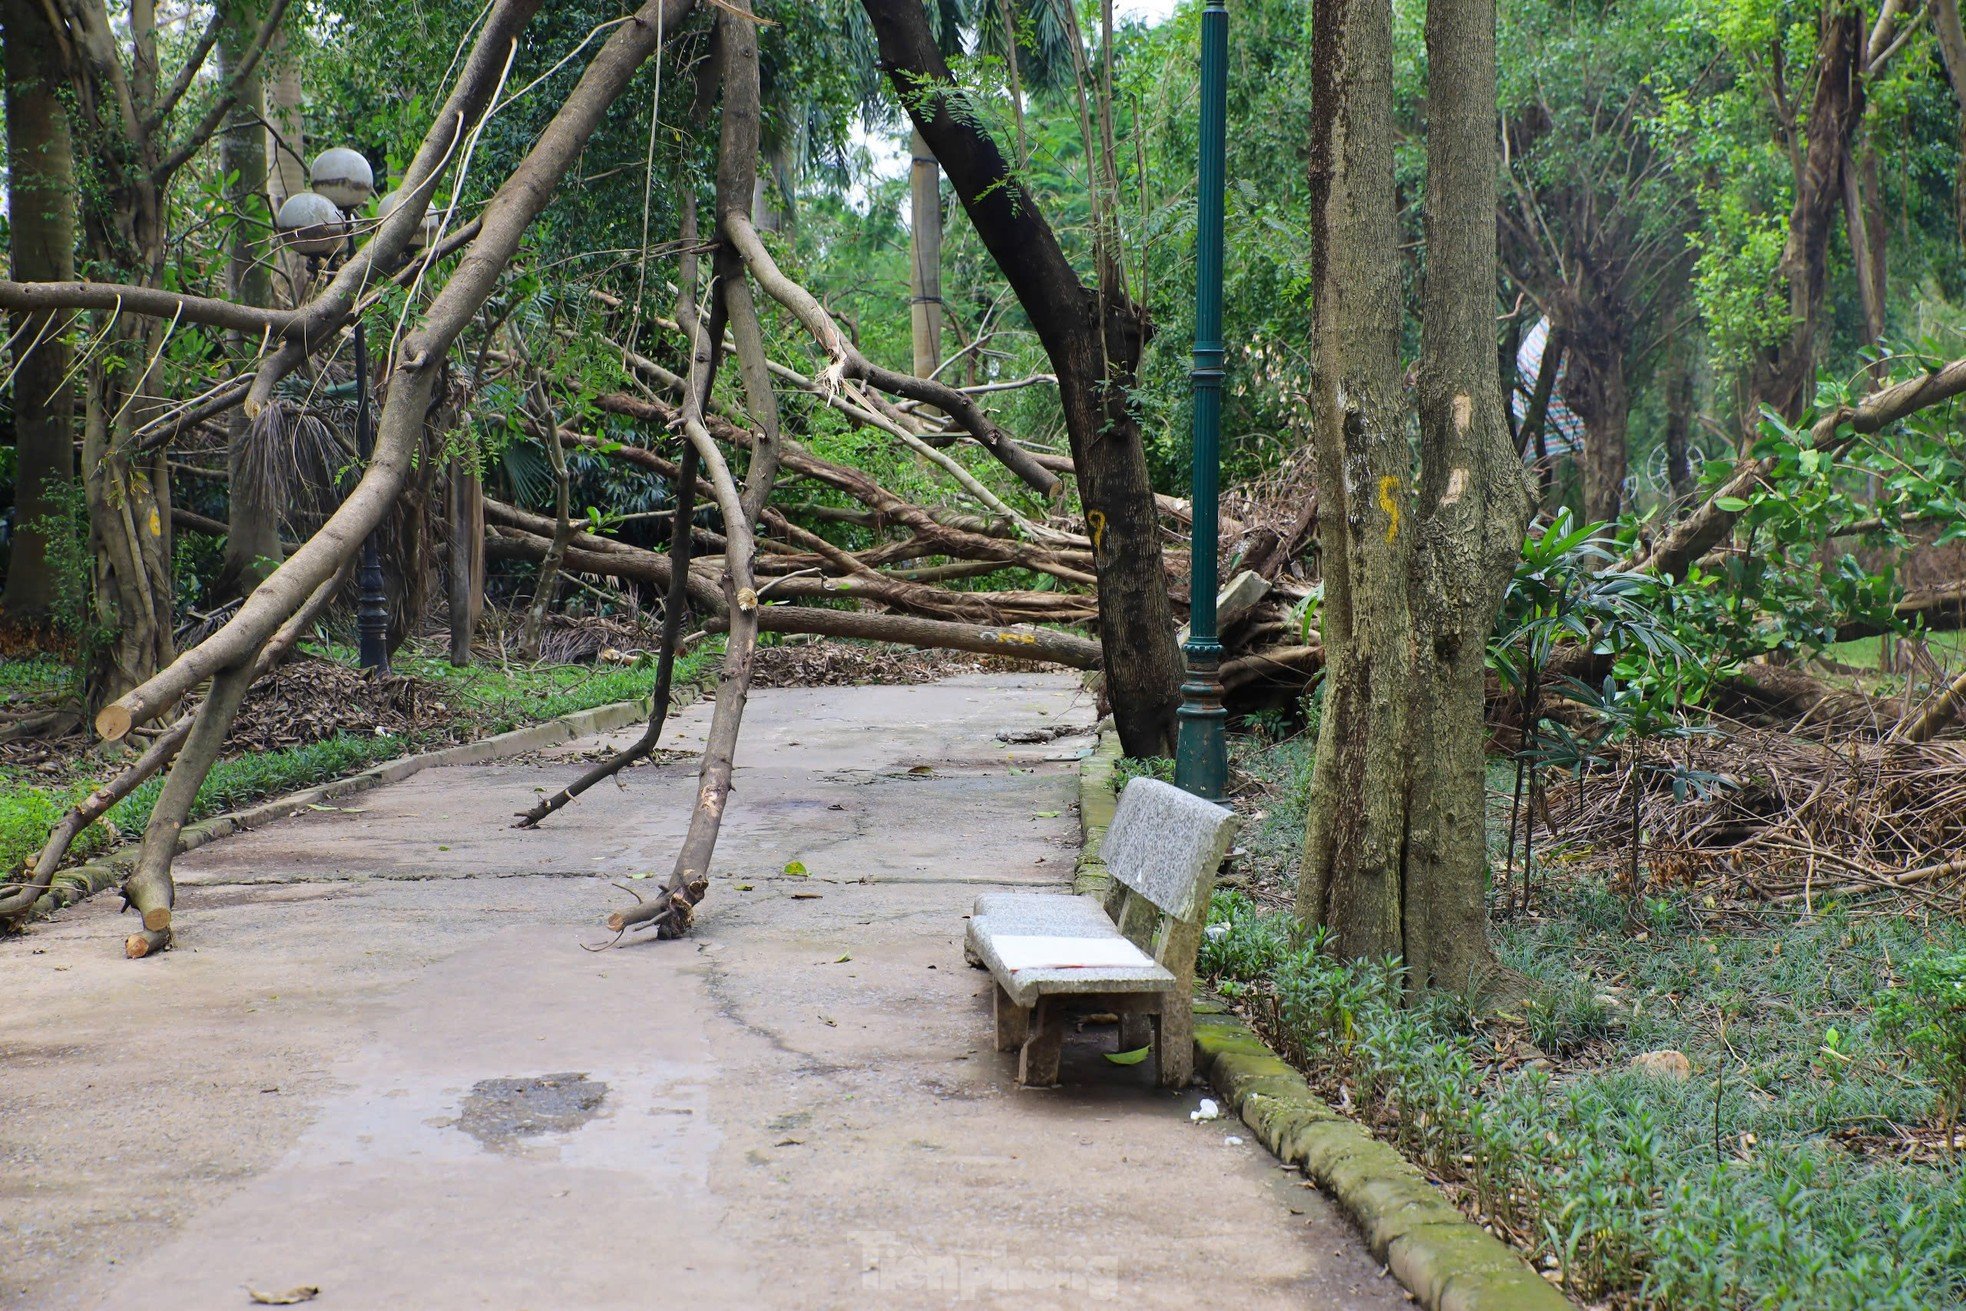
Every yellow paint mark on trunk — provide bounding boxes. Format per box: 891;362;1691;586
1378;476;1401;542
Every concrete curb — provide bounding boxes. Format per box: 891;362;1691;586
1069;731;1575;1311
1071;719;1123;896
30;677;713;920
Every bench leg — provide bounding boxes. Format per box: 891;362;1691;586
1118;1012;1153;1053
1152;1001;1195;1089
994;984;1031;1052
1017;997;1065;1088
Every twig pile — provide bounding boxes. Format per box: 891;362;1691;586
1551;722;1966;908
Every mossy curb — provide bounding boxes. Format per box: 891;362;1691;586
1191;1009;1575;1310
24;676;714;922
1070;734;1573;1311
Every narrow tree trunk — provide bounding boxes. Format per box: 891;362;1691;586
1935;0;1966;254
1842;132;1888;359
1750;10;1862;423
518;391;572;658
909;128;945;383
215;5;285;600
1663;350;1696;504
1565;326;1630;523
1;0;77;628
447;459;484;664
1402;0;1532;990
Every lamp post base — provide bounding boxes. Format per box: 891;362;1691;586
356;536;391;674
1174;643;1228;802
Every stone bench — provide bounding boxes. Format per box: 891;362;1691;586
966;778;1237;1088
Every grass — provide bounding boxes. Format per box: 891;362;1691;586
1;642;716;886
1204;725;1966;1310
1821;630;1966;671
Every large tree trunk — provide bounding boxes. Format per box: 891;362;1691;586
1;0;77;628
1297;0;1530;991
909;128;945;382
1295;0;1412;962
862;0;1182;756
215;5;285;600
1400;0;1532;989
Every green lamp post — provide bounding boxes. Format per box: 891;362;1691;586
1175;0;1230;802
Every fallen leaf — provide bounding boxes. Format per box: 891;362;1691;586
784;860;808;876
735;883;754;892
1034;810;1060;819
774;1137;804;1147
791;892;822;901
907;765;934;775
833;953;852;964
1105;1047;1151;1066
247;1287;319;1306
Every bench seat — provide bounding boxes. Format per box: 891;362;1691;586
966;892;1175;1007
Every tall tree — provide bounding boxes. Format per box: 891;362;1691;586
1296;0;1532;988
909;128;945;381
862;0;1183;756
1;0;78;627
214;2;285;599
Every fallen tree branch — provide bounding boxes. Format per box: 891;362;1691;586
713;605;1103;669
1629;354;1966;580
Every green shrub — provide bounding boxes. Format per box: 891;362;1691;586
1878;949;1966;1129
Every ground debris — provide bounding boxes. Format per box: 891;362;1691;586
1549;721;1966;909
751;639;1047;688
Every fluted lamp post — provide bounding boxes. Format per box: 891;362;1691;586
1174;0;1230;802
278;147;391;674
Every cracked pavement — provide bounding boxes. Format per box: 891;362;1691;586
1;674;1403;1310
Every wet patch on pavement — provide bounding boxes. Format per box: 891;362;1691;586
456;1072;607;1150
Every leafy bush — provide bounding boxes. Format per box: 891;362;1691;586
1878;949;1966;1131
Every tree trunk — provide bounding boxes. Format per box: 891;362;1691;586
1;0;77;628
1663;349;1696;504
1842;131;1887;357
909;128;945;382
1295;0;1412;963
1297;0;1530;992
863;0;1182;756
1934;0;1966;254
1563;324;1630;523
1750;9;1862;423
215;5;284;600
447;459;484;664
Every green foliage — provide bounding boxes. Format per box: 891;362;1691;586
0;646;715;896
1201;891;1966;1308
1878;949;1966;1127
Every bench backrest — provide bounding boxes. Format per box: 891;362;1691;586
1099;778;1237;925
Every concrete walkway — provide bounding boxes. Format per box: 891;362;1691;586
2;674;1403;1310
